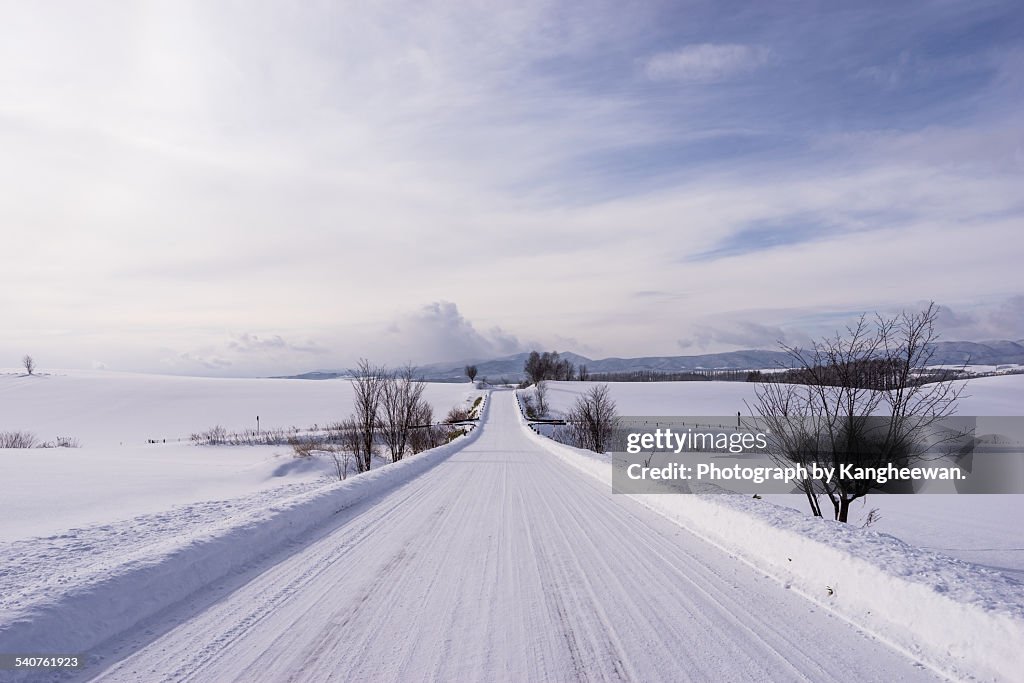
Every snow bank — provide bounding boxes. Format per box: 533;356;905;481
0;394;489;664
516;391;1023;682
0;444;342;542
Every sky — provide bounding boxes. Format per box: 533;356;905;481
1;0;1022;376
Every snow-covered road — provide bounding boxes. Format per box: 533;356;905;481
87;391;937;682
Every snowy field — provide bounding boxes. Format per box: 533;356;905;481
0;372;1020;681
0;370;481;541
5;390;1001;682
542;375;1024;580
542;373;1024;416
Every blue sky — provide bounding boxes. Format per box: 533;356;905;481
1;0;1022;374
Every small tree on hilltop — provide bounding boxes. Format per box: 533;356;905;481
22;355;35;375
465;365;478;383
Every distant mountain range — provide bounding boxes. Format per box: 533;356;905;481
279;340;1024;382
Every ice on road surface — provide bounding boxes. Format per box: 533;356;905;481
88;392;935;682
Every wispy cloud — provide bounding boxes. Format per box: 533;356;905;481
678;321;798;351
643;44;772;82
227;333;326;356
687;215;841;261
935;298;1024;342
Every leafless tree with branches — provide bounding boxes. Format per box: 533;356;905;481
349;359;387;472
22;355;34;375
564;384;618;453
329;446;354;481
534;380;549;417
753;303;967;522
380;364;428;462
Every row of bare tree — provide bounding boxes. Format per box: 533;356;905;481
342;360;440;473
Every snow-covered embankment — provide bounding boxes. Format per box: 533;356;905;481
0;394;489;661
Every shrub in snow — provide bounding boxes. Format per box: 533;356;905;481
191;425;228;446
408;403;441;454
562;384;618;453
37;436;81;448
445;405;471;423
0;430;38;448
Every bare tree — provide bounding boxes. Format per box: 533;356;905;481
349;359;387;472
565;384;618;453
324;418;362;480
328;446;353;481
753;303;966;522
534;380;549;417
22;355;34;375
334;417;361;453
380;364;428;463
465;365;478;383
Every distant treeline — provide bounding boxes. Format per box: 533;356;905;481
525;351;579;382
584;369;755;382
515;350;1023;387
747;359;978;388
522;351;759;383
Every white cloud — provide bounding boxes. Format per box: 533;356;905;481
384;302;529;363
227;333;327;356
644;44;772;82
935;298;1024;341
